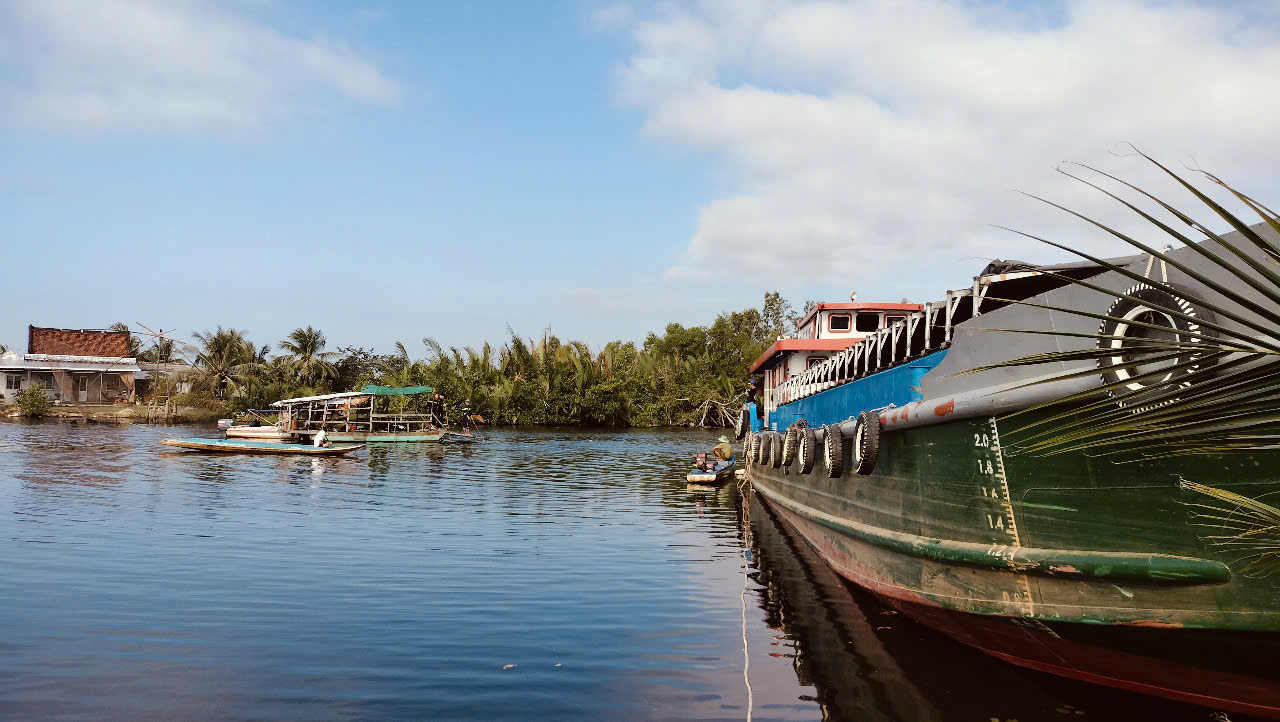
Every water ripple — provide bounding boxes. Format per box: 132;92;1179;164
0;420;1245;721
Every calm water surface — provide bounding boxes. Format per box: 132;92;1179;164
0;421;1249;721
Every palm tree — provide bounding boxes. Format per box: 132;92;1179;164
279;326;337;389
138;337;176;364
191;327;258;399
152;337;175;364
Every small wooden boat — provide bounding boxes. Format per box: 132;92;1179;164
161;438;365;456
224;425;293;441
223;410;290;441
686;458;736;486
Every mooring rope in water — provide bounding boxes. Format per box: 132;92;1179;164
741;562;753;722
737;476;754;721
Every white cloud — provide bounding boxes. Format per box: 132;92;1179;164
609;0;1280;299
1;0;400;134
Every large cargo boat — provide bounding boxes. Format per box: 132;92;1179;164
742;174;1280;717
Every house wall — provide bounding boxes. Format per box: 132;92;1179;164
1;372;59;403
0;371;135;404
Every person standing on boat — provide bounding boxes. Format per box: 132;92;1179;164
459;400;473;435
430;393;446;427
712;435;734;470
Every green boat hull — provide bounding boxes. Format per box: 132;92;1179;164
745;411;1280;716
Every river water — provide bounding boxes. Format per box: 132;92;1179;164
0;421;1251;721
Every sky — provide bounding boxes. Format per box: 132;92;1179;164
3;0;1279;360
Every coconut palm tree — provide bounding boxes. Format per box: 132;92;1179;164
138;337;176;364
152;337;175;364
279;326;337;389
191;327;258;399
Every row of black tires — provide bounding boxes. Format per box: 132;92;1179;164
743;410;881;478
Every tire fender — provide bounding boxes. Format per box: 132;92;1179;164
735;407;749;440
782;426;798;465
797;426;817;474
823;424;845;478
851;410;880;475
769;431;784;468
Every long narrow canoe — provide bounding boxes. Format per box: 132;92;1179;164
162;438;365;456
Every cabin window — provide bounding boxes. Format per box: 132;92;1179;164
806;356;826;369
5;375;20;390
828;314;851;332
855;313;880;332
885;315;906;327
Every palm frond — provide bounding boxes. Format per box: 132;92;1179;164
1178;479;1280;577
973;152;1280;460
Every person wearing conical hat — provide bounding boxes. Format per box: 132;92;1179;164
712;435;734;469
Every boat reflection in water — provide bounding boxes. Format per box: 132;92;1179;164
740;490;1255;722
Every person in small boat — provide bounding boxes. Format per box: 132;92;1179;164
313;428;332;448
712;435;734;468
694;435;735;472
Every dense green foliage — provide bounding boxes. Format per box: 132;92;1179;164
16;386;51;417
166;293;795;427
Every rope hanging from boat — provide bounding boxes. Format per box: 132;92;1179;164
737;475;754;722
740;562;753;722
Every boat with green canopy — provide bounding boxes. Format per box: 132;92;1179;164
268;385;450;443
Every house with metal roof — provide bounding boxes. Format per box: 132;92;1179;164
0;326;141;405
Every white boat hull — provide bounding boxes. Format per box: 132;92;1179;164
225;426;292;441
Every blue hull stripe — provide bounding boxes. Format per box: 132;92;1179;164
769;350;948;430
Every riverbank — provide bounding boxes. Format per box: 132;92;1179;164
0;403;225;424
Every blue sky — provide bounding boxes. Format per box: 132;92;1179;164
1;1;738;357
3;0;1278;360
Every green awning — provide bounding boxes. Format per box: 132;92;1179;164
360;384;433;396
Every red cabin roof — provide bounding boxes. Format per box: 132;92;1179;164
749;338;863;374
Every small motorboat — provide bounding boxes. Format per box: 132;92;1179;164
162;438;364;456
224;409;291;441
224;425;293;441
686;453;736;486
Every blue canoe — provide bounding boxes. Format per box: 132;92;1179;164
162;438;365;456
